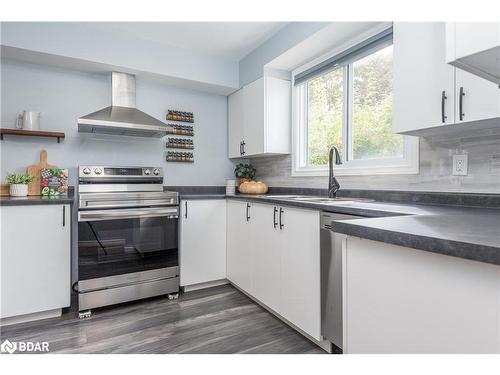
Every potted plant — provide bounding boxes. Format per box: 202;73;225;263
6;172;34;197
234;163;256;185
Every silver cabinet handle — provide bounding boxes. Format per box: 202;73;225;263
78;207;178;222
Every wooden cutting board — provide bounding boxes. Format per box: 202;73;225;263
26;150;56;195
0;184;10;196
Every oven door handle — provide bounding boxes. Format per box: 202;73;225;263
78;207;179;222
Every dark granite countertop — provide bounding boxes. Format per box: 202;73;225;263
225;194;500;266
180;194;227;200
0;190;75;206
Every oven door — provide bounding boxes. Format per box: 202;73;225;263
78;206;178;281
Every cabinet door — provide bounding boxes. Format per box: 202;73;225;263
243;77;265;156
228;89;245;158
279;206;321;340
180;200;226;287
455;69;500;123
1;205;70;318
264;77;291;155
393;22;455;133
345;237;500;353
226;200;253;294
251;203;281;312
454;22;500;60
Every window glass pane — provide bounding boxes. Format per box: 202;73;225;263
352;45;403;160
307;68;344;166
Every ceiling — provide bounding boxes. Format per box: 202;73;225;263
85;22;289;61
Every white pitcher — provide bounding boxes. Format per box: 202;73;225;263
16;111;41;131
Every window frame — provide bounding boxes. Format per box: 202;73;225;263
291;28;419;177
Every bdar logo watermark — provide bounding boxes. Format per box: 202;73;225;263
1;339;49;354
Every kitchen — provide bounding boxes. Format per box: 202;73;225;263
0;4;500;372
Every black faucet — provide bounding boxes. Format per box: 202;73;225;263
328;146;342;198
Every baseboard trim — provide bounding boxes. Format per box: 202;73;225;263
181;279;229;292
0;308;61;327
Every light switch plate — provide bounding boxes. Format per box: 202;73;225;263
452;154;468;176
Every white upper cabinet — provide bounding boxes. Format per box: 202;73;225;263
243;78;266;156
179;200;226;287
455;69;500;123
393;22;455;133
228;75;291;158
452;23;500;60
228;89;245;159
393;22;500;135
446;22;500;86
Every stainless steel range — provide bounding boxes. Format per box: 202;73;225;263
77;166;179;316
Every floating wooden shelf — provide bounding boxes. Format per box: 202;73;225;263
0;128;66;143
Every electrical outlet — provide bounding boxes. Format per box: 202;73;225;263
452;154;468;176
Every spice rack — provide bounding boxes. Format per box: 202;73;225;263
166;138;194;149
167;110;194;123
165;124;194;136
165;110;195;163
166;151;194;163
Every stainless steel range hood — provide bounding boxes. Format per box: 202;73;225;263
78;72;169;137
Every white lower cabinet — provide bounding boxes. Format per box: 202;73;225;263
226;200;321;341
0;204;71;321
179;200;226;287
344;236;500;353
226;200;253;293
251;203;281;312
278;206;321;341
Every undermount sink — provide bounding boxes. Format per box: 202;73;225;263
294;197;353;202
263;195;374;204
264;195;311;199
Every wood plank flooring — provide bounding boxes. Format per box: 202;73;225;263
0;284;326;354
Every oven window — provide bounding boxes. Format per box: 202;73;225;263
78;216;178;280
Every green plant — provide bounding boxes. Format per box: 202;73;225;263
234;163;256;179
6;172;35;185
51;168;63;177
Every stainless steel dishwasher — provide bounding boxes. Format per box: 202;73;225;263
320;211;363;351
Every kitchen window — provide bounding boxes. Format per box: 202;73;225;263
292;27;418;176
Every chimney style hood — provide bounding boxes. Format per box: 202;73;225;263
78;72;168;137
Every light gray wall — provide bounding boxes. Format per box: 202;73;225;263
1;22;239;90
251;136;500;193
1;59;235;186
239;22;329;86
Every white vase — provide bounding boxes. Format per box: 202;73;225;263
10;184;28;197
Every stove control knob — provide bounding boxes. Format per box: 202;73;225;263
153;168;160;176
144;169;151;175
83;167;91;175
94;168;103;175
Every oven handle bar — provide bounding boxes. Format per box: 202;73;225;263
78;207;179;222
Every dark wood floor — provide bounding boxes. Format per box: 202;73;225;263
0;284;325;354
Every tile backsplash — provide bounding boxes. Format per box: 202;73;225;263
252;136;500;193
